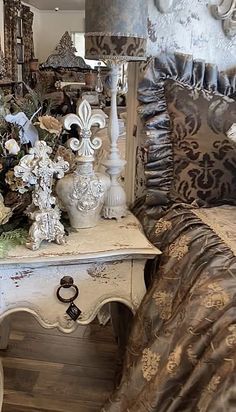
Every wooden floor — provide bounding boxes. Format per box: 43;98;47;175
0;313;118;412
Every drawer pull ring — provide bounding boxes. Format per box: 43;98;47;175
57;276;79;303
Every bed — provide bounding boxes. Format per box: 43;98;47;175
102;53;236;411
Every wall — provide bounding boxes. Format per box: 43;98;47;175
35;10;85;63
21;4;84;62
147;0;236;70
29;4;41;59
0;0;4;51
2;1;235;68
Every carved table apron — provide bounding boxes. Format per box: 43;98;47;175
0;212;160;409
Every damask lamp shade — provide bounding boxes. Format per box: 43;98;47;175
85;0;148;62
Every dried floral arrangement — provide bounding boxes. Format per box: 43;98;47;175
0;84;76;250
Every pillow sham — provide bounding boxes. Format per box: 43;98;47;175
165;79;236;205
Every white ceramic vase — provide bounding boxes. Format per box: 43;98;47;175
56;162;109;229
56;100;109;230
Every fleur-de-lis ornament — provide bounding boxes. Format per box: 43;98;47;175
64;100;105;161
14;141;69;250
56;100;109;229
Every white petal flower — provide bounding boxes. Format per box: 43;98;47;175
5;139;20;155
227;124;236;144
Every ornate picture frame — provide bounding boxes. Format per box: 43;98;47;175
211;0;236;38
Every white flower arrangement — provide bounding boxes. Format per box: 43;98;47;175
4;139;21;156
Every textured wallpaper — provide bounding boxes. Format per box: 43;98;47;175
147;0;236;70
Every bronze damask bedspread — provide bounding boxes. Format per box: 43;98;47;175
102;204;236;412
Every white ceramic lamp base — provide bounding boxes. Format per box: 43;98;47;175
102;159;127;219
102;63;128;220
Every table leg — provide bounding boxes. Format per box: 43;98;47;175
110;302;133;386
0;358;3;411
0;318;11;350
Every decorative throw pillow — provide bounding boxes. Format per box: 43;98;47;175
165;79;236;206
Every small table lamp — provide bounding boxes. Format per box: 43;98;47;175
85;0;148;219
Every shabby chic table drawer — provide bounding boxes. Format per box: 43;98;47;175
0;258;146;333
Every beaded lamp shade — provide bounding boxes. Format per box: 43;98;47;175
85;0;148;61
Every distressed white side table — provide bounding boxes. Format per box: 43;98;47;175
0;212;160;408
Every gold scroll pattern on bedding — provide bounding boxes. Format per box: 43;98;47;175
191;205;236;256
102;202;236;412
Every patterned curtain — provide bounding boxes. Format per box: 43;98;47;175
3;0;21;81
22;5;34;83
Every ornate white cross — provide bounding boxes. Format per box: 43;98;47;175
14;141;69;250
